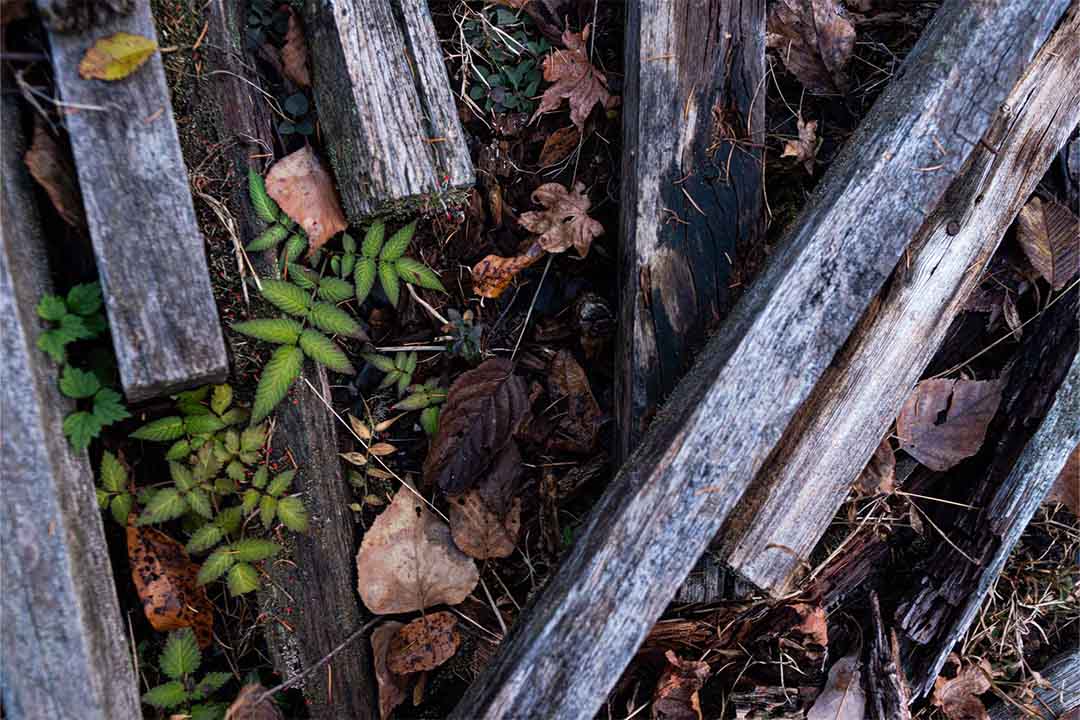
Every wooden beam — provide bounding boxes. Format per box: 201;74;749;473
202;2;376;716
718;5;1080;597
303;0;473;222
449;2;1069;718
37;0;228;401
616;0;765;461
988;652;1079;720
0;90;140;720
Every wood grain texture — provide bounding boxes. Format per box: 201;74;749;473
0;92;140;720
616;0;765;461
202;2;375;716
449;3;1068;719
988;652;1079;719
303;0;473;221
39;0;228;401
720;5;1080;597
867;592;912;720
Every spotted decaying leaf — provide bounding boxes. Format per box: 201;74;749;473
931;654;992;720
533;25;618;132
281;7;311;88
1046;443;1079;516
386;611;461;675
24;119;85;228
781;116;819;175
264;146;348;253
518;181;604;258
767;0;855;94
224;684;284;720
547;350;602;454
897;377;1004;472
806;653;866;720
371;621;408;720
1016;196;1079;291
855;436;895;496
539;125;580;166
651;650;710;720
127;523;213;648
78;31;158;81
471;240;545;299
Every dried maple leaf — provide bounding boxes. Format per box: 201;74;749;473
931;654;992;720
355;483;479;614
652;650;711;720
539;125;580;166
897;378;1004;472
533;25;617;132
386;611;461;675
855;436;895;496
224;684;284;720
547;350;602;454
472;240;546;299
519;181;604;258
767;0;855;94
264;146;348;253
1046;443;1079;516
781;116;819;175
806;653;866;720
24;119;85;228
1017;196;1079;291
127;523;213;648
281;8;310;88
371;621;408;720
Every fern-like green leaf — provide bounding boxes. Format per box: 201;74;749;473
160;629;201;680
395;257;446;292
100;450;127;492
276;496;309;532
267;470;295;498
298;330;355;374
63;411;103;451
143;681;190;709
379;220;417;261
186;524;224;554
227;562;260;595
232;317;302;345
248;168;279;223
37;294;67;321
231;538;280;562
308;303;366;339
361;221;385;257
137;488;188;525
378;261;401;307
60;366;101;399
354;257;377;305
360;353;396;373
247;223;289;252
250;345;304;424
132;416;185;442
317;277;354;303
197;547;236;585
259;280;311;317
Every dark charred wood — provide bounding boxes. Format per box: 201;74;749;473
867;592;912;720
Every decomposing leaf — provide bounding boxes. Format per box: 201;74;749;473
519;181;604;258
767;0;855;94
471;240;545;299
372;621;408;720
386;611;461;675
24;119;85;228
127;523;213;648
448;441;523;559
264;146;348;253
1045;443;1079;516
897;378;1004;471
78;32;158;81
533;25;618;132
423;358;530;494
781;116;819;175
224;684;283;720
806;653;866;720
855;436;895;496
281;8;311;88
355;483;479;614
547;350;602;454
652;650;710;720
539;125;580;166
931;654;992;720
1017;196;1079;290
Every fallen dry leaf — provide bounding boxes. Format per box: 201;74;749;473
806;653;866;720
1046;443;1079;516
1017;196;1079;291
931;654;992;720
281;7;311;88
264;146;348;252
855;436;896;496
387;611;461;674
448;439;523;559
24;119;85;228
539;125;580;166
355;483;479;614
224;684;284;720
897;377;1004;471
78;31;158;81
533;25;617;132
547;350;602;454
519;181;604;258
372;621;408;720
767;0;855;94
781;116;819;175
652;650;711;720
471;240;546;299
127;523;213;648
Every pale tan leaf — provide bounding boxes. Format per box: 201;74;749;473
368;442;397;457
806;654;866;720
518;181;604;258
281;8;310;88
265;146;348;253
897;378;1004;472
931;654;992;720
348;413;372;441
1017;196;1079;290
781;116;819;175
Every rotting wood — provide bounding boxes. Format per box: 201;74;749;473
37;0;228;402
0;90;140;720
449;3;1069;718
867;592;912;720
202;2;375;717
303;0;473;222
987;651;1079;720
616;0;765;462
717;6;1080;598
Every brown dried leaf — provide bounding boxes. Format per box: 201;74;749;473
1017;196;1079;290
225;684;284;720
519;181;604;258
931;654;992;720
539;125;580;166
472;240;545;299
371;621;408;720
24;120;85;228
652;650;710;720
806;654;866;720
897;378;1003;471
781;116;819;175
386;611;461;675
767;0;855;94
547;350;602;454
855;436;895;496
281;8;310;88
265;146;348;252
533;25;617;132
1046;443;1079;516
449;453;523;561
423;358;530;494
127;523;213;648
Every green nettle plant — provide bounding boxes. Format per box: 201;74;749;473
354;220;446;308
142;628;232;719
96;450;134;525
245;169;307;267
392;377;447;436
361;350;418;397
36;282;131;450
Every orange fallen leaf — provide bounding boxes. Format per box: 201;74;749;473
519;181;604;258
24;119;85;228
539;125;580;166
281;8;311;88
897;378;1003;472
781;116;819;175
371;621;408;720
932;654;992;720
652;650;710;720
78;31;158;81
471;240;545;299
386;611;461;675
264;146;348;253
1017;196;1079;290
533;25;617;132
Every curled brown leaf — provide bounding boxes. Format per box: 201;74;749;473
931;654;992;720
533;25;618;132
539;125;580;166
24;119;85;228
224;684;284;720
281;8;311;88
547;350;602;454
519;181;604;258
781;116;819;175
652;650;710;720
897;377;1004;472
471;240;545;299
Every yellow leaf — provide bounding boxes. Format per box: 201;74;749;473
79;32;158;81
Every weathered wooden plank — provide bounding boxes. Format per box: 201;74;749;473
616;0;765;461
303;0;473;222
988;652;1080;720
867;592;912;720
719;6;1080;597
0;90;140;720
449;3;1068;718
38;0;228;401
202;2;376;716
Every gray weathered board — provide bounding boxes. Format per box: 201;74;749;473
304;0;473;221
616;0;765;461
38;0;228;401
720;5;1080;597
0;92;140;720
988;652;1080;720
449;2;1070;718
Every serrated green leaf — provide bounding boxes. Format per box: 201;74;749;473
287;264;319;290
66;283;104;316
218;407;249;426
249;169;279;223
211;385;233;415
197;547;236;585
282;233;307;265
317;277;354;303
361;221;385;257
132;416;185;442
37;329;70;362
354;257;377;305
420;405;440;436
252;466;268;489
298;330;355;374
259;495;277;527
267;470;295;498
251;345;303;424
194;672;232;697
170;462;195;491
190;702;229;720
60;313;95;340
60;366;101;399
187;489;213;519
160;629;201;680
260;279;311;317
165;439;191;461
63;411;103;451
378;261;401;307
393;392;431;411
307;302;365;339
240;424;267;452
143;680;189;709
247;223;289;252
395;257;446;292
226;460;246;483
37;294;67;321
231;538;280;562
96;487;110;508
185;414;226;436
186;524;224;554
138;487;188;525
178;386;211;403
100;450;127;492
227;562;260;595
379;220;416;261
110;492;133;525
242;488;261;514
215;505;243;533
232;317;303;345
92;387;130;425
342;232;357;254
177;397;211;417
341;253;356;277
276;496;309;532
361;353;396;373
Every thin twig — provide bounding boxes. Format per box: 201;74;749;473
406;282;450;325
510;254;553;363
